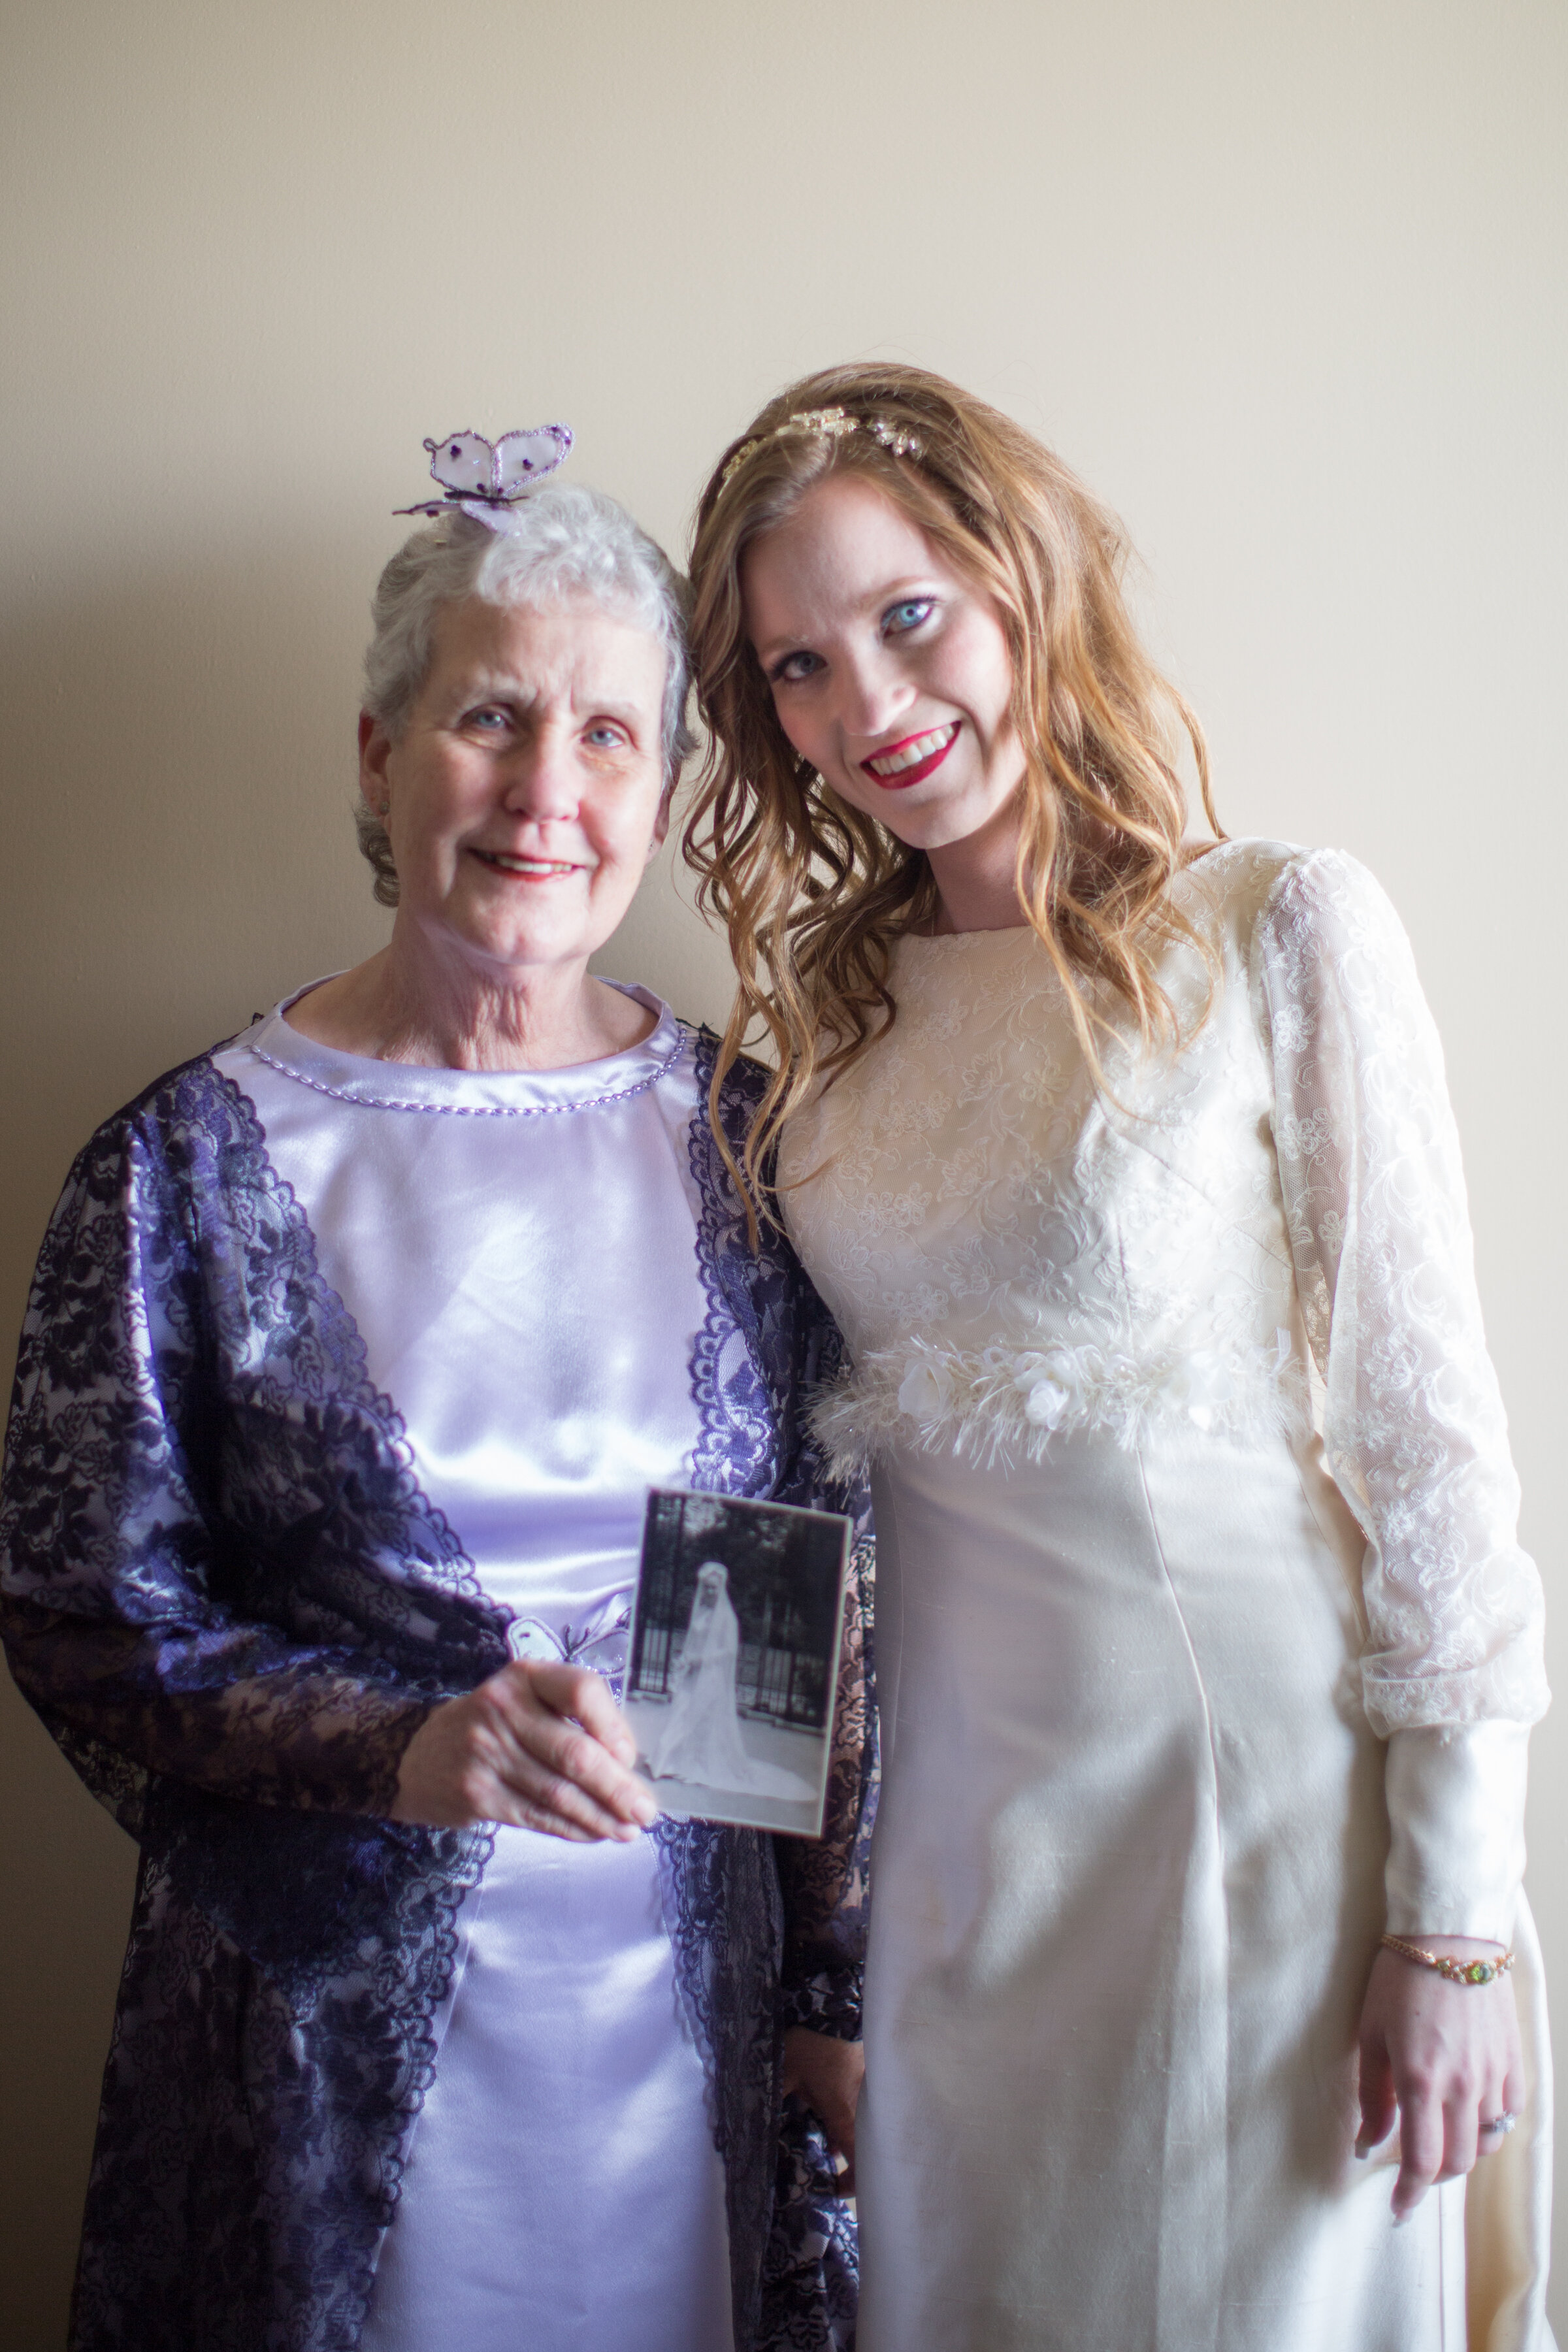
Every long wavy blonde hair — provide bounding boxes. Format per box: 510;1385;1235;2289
683;361;1224;1211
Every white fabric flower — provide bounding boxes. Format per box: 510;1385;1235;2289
1013;1348;1082;1430
898;1357;953;1425
1161;1350;1237;1433
1022;1377;1073;1429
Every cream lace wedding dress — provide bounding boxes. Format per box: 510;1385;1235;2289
779;840;1552;2351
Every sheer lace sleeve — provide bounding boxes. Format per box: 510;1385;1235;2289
775;1529;876;2040
0;1090;455;1826
1254;850;1546;1935
692;1028;879;2040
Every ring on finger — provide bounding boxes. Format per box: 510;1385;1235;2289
1479;2112;1518;2138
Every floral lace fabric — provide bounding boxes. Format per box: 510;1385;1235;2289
681;1032;875;2351
781;840;1544;1742
0;1043;874;2351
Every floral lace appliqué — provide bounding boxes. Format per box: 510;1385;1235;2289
1;1055;516;2349
1254;849;1548;1733
671;1034;874;2350
781;841;1545;1745
3;1041;877;2351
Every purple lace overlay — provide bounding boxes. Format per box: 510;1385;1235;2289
1;1039;875;2352
681;1035;876;2350
760;2107;860;2352
2;1058;510;2346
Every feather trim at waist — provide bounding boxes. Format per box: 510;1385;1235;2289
808;1329;1307;1479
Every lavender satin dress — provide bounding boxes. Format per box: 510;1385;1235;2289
211;985;734;2352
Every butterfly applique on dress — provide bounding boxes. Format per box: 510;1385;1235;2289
504;1593;632;1697
396;425;574;527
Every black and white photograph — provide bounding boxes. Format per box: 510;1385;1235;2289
625;1490;851;1837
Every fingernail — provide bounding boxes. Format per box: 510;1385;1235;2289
1392;2209;1411;2229
1354;2136;1371;2160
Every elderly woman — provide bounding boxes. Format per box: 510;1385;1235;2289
0;455;872;2352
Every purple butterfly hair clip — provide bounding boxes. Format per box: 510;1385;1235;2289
396;425;574;528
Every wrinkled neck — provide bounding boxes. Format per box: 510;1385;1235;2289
285;932;653;1073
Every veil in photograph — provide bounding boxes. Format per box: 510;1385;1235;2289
644;1564;811;1797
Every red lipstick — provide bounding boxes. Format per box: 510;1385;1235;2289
858;721;960;791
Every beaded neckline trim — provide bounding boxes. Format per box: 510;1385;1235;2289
244;1024;687;1119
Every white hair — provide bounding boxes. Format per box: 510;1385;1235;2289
357;485;694;907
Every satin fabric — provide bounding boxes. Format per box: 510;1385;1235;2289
212;987;734;2352
778;844;1551;2350
860;1431;1548;2351
365;1832;731;2352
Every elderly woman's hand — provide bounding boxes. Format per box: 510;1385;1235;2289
782;2026;865;2195
392;1661;658;1842
1356;1936;1525;2221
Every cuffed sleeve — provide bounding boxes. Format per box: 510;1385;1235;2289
1254;849;1546;1929
1383;1719;1529;1943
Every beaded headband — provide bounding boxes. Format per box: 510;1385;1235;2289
395;425;574;530
719;404;923;491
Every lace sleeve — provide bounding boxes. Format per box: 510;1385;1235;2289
0;1106;437;1825
1255;849;1546;1732
693;1030;880;2036
1254;851;1546;1933
775;1529;876;2040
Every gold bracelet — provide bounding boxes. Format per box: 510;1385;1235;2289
1380;1933;1515;1987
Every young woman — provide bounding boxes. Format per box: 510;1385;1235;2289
683;363;1550;2350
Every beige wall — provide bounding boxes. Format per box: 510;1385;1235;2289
2;0;1563;2339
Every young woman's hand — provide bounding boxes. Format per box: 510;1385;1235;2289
1356;1936;1524;2221
391;1661;657;1842
782;2026;866;2195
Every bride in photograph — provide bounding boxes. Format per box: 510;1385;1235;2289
647;1564;813;1801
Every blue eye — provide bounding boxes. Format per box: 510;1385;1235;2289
769;649;825;685
884;598;934;636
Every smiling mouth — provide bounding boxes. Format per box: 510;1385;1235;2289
472;849;585;879
862;722;960;788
